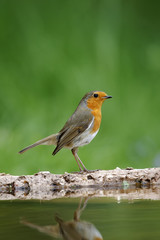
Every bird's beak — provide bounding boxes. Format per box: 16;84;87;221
102;95;112;99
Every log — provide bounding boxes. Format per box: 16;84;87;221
0;167;160;201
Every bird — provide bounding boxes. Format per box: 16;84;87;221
21;197;103;240
19;91;112;172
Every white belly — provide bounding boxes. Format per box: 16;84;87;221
72;129;99;148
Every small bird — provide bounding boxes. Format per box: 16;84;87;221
19;91;112;171
21;197;103;240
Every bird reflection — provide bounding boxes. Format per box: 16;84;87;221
21;198;103;240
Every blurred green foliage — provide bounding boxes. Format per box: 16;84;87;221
0;0;160;174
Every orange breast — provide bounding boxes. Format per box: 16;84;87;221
87;100;102;133
91;109;101;133
87;96;103;133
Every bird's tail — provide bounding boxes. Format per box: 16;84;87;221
19;133;58;154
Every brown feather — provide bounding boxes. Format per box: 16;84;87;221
19;134;58;154
52;125;87;155
52;106;93;155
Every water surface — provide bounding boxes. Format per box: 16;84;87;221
0;197;160;240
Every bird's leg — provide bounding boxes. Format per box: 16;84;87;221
71;149;83;171
74;197;82;221
74;197;90;221
76;152;88;172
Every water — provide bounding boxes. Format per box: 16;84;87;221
0;197;160;240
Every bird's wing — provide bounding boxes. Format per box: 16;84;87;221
52;125;88;155
53;110;93;155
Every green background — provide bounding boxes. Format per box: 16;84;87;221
0;0;160;174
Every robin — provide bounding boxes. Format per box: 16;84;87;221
19;91;112;172
21;197;103;240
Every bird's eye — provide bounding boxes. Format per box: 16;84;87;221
94;93;98;98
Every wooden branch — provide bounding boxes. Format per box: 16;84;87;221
0;167;160;201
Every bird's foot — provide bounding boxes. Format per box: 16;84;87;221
71;169;101;174
84;169;101;173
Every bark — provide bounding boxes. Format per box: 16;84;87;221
0;167;160;200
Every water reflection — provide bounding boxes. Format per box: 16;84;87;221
21;198;103;240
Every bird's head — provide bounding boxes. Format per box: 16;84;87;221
84;91;112;110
